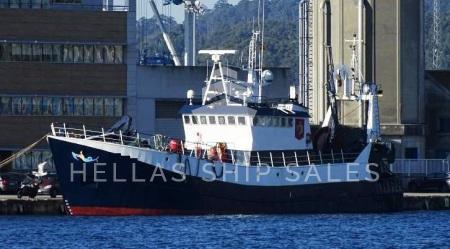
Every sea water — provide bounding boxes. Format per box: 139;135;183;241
1;211;449;248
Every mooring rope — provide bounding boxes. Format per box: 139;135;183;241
0;134;48;169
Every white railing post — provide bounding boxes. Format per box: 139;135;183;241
137;133;140;148
282;152;286;167
63;123;67;137
319;151;323;164
50;123;55;136
269;152;274;167
341;149;345;163
425;160;428;176
83;125;87;139
181;141;185;155
307;151;311;165
101;128;106;142
230;150;235;164
331;149;335;163
294;151;299;166
119;130;124;145
257;152;261;166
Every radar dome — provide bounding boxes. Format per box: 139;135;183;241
262;70;273;83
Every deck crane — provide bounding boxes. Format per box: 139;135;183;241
149;0;182;66
154;0;205;66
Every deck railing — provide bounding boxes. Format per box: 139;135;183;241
51;123;361;167
390;159;450;176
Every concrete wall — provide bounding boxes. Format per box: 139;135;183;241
0;63;126;95
0;9;127;43
134;65;292;138
311;0;425;158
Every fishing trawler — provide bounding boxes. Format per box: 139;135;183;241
47;30;402;216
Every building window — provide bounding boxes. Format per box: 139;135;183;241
63;45;73;63
0;42;124;64
0;96;124;117
74;97;83;116
438;118;450;133
0;97;11;115
11;44;22;61
73;45;83;63
13;150;54;171
12;97;22;115
104;97;114;117
22;44;32;61
42;44;52;62
94;45;104;63
32;43;42;61
9;0;19;8
32;97;42;115
42;97;53;115
52;97;62;116
237;116;246;125
63;97;74;115
208;116;216;124
52;44;62;62
84;45;93;63
114;98;123;117
0;43;10;61
114;45;123;64
84;97;94;116
94;97;104;116
105;45;114;63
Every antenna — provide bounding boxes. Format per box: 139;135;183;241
198;50;237;105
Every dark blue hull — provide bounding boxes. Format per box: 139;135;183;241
48;137;404;216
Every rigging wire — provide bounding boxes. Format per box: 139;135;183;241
0;134;48;170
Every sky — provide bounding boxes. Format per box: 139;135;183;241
137;0;240;23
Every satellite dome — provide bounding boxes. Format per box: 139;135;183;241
262;70;273;83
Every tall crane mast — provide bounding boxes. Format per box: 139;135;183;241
149;0;182;66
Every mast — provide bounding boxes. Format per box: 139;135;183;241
199;50;236;105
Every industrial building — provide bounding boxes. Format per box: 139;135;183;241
0;0;136;170
302;0;426;158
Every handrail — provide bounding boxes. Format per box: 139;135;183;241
50;123;362;167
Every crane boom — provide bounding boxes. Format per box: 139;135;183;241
149;0;182;66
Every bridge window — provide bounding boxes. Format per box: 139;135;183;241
183;116;190;124
208;116;216;124
200;116;207;124
228;116;236;125
192;116;198;124
287;118;293;127
218;116;226;125
238;116;246;125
